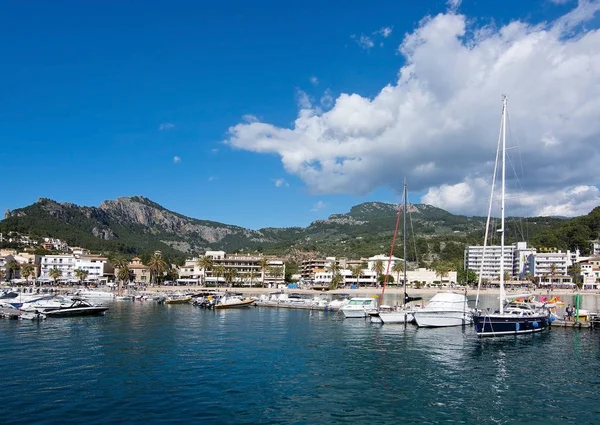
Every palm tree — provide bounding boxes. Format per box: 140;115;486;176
432;261;452;287
351;264;363;287
213;264;226;286
6;260;20;282
392;261;404;287
224;267;237;287
258;257;269;288
568;263;582;288
116;264;130;295
49;267;62;286
247;269;257;287
21;265;34;286
73;269;89;286
549;263;557;292
0;269;5;282
371;260;385;286
147;253;168;285
197;255;214;286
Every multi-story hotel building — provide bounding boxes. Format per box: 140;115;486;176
74;255;113;283
179;251;286;286
464;244;516;280
39;254;77;282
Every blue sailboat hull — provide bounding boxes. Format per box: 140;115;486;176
472;312;550;337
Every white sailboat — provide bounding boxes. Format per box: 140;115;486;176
472;95;552;337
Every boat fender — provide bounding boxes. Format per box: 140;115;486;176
548;315;556;324
515;322;520;331
532;321;539;328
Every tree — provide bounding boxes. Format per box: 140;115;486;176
147;253;168;284
549;263;557;292
213;264;225;286
392;261;404;286
568;263;582;287
224;267;237;287
21;265;34;285
73;268;89;286
258;257;269;288
116;264;130;295
371;260;385;285
432;261;452;287
49;267;62;286
329;273;344;290
351;264;363;287
6;260;20;282
197;255;214;285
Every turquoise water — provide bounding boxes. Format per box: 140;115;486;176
1;295;599;424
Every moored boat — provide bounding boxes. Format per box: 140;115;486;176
412;292;473;327
42;298;109;317
341;297;378;318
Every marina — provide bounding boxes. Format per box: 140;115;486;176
1;294;600;424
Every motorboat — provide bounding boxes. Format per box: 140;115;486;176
20;295;74;312
373;304;422;324
163;295;192;304
340;297;379;318
214;294;255;309
412;292;473;327
73;289;115;300
41;298;109;317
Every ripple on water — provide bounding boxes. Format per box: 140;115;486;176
1;298;600;424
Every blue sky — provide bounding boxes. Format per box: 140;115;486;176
1;0;599;229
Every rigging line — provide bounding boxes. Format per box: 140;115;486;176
476;102;503;309
381;195;402;303
409;202;419;266
506;108;530;243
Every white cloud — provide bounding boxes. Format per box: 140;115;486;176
274;178;289;188
211;148;219;154
550;0;574;4
158;123;174;131
173;156;181;164
320;89;334;109
352;34;375;49
379;27;393;38
446;0;462;11
208;176;216;182
311;201;327;212
310;76;319;86
227;2;600;218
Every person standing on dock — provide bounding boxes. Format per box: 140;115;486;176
566;304;573;321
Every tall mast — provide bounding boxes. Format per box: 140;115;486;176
499;95;507;315
403;180;408;306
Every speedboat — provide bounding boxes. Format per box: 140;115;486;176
412;292;473;327
41;298;109;317
373;304;422;324
340;297;379;318
214;294;255;309
73;289;115;301
21;295;74;312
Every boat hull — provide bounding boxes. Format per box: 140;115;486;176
44;307;109;317
472;313;550;337
377;311;415;324
413;311;472;327
214;299;255;309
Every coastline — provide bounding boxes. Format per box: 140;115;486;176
142;285;599;297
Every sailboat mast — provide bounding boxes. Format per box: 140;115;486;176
499;95;507;315
403;180;408;306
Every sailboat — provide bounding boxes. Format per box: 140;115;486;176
472;95;552;337
371;181;422;324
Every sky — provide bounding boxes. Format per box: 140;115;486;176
1;0;599;229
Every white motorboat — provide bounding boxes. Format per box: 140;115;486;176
412;292;473;327
73;289;115;300
341;297;379;318
42;298;109;317
375;304;422;324
20;295;74;312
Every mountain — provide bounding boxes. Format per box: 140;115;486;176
0;197;569;262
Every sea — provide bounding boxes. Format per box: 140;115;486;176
1;293;599;425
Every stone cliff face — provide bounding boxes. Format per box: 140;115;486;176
98;197;268;244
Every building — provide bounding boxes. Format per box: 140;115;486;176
527;252;569;277
513;242;537;278
74;255;113;284
464;244;516;280
578;257;600;289
179;251;286;286
0;253;16;281
127;257;151;283
39;254;77;283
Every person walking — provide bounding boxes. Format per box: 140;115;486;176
566;304;573;321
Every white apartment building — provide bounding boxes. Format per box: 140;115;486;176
464;244;516;280
40;254;77;282
179;251;286;286
513;242;537;278
74;256;111;283
366;254;400;274
0;253;16;280
527;252;569;277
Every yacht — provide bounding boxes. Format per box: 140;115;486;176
73;289;115;300
412;292;473;327
341;297;379;318
41;298;109;317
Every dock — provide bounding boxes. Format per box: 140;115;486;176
552;319;595;329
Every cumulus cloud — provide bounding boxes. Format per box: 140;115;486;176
351;33;375;49
310;76;319;86
446;0;462;11
274;178;289;188
226;1;600;217
159;123;174;131
378;27;393;38
173;156;181;164
311;201;327;212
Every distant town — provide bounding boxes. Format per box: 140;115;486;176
0;231;599;290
